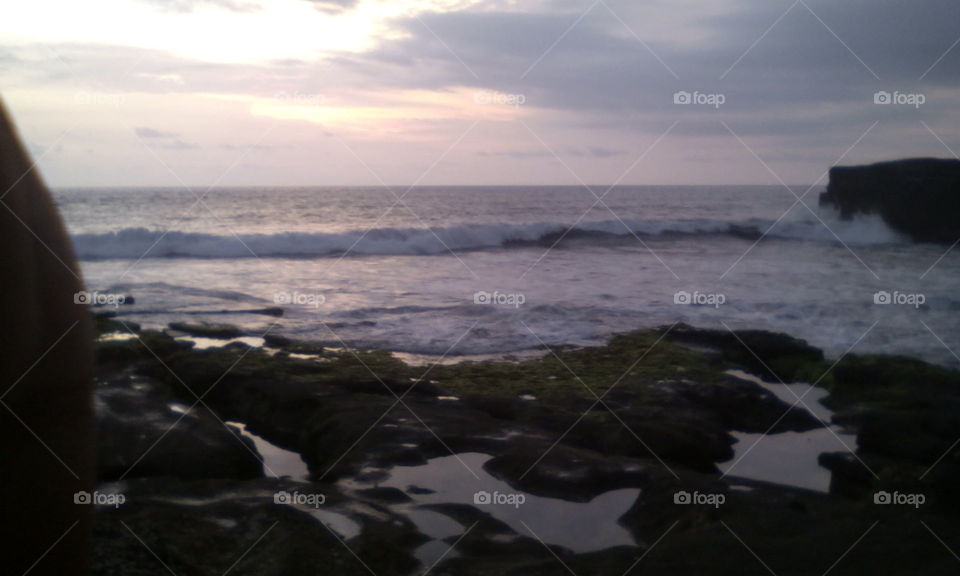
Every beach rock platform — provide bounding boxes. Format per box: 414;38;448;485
87;320;960;575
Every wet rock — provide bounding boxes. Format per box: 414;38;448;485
858;411;960;463
336;377;442;397
94;313;140;334
661;323;825;382
462;394;523;420
620;476;953;575
642;375;822;432
300;395;510;480
96;372;263;481
484;445;652;502
408;485;436;495
96;330;193;366
563;404;734;472
356;487;412;504
88;322;960;575
821;354;960;510
262;333;292;347
818;452;874;499
128;326;819;486
91;477;421;576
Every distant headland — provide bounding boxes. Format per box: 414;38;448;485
820;158;960;244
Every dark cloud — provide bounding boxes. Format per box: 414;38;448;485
304;0;959;153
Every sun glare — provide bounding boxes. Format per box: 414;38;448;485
0;0;488;64
243;85;527;132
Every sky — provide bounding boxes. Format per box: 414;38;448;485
1;0;959;187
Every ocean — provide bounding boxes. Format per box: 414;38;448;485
55;185;959;367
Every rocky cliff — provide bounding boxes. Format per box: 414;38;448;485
819;158;960;243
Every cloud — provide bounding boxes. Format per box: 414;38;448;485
218;142;294;150
134;127;180;138
300;0;960;165
4;0;960;185
304;0;359;14
155;139;200;150
479;145;625;159
134;127;198;149
139;0;261;13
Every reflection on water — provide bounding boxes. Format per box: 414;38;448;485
306;508;362;540
348;452;639;558
227;421;310;481
177;336;266;349
719;370;858;492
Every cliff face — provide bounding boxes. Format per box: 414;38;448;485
819;158;960;243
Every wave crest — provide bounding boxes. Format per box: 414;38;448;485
71;216;903;260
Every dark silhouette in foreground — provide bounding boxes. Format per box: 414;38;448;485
0;99;94;575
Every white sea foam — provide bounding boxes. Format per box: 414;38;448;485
71;215;904;260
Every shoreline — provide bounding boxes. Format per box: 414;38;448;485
99;308;959;370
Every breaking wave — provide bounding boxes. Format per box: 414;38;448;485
72;215;904;260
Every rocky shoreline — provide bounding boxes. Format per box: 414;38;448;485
89;316;960;575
